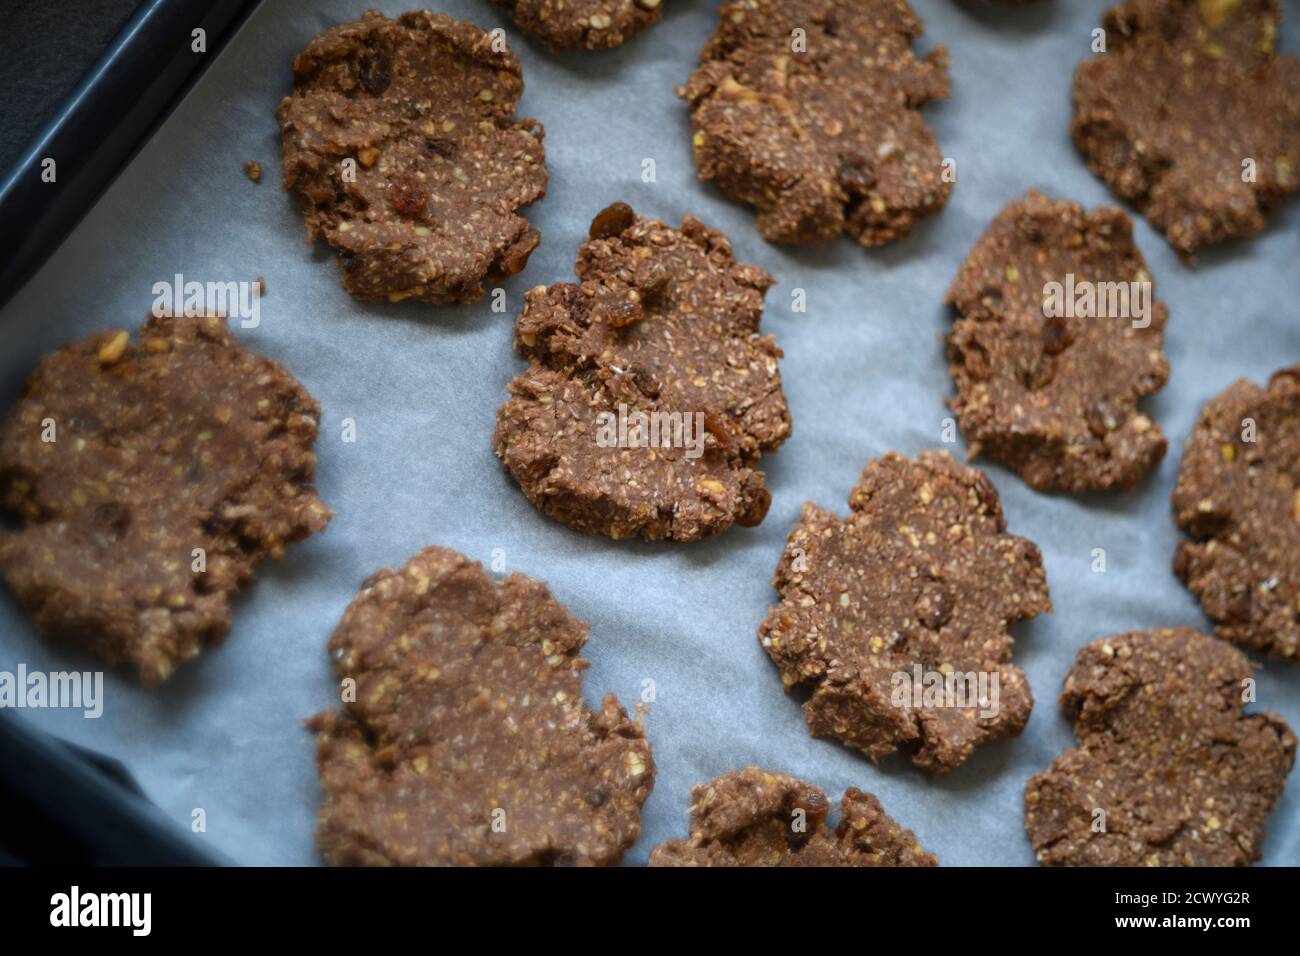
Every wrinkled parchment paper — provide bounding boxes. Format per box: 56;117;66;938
2;0;1298;865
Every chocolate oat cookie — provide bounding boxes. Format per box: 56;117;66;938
1173;368;1300;662
310;547;653;866
0;314;331;686
277;10;546;304
1025;628;1296;866
759;451;1050;773
494;0;662;51
493;203;791;542
649;768;937;866
680;0;951;246
1073;0;1300;254
946;192;1170;493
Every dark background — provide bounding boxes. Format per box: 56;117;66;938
0;0;141;175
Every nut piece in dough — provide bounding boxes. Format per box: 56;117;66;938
277;11;547;304
1072;0;1300;254
649;767;937;866
680;0;951;246
494;0;663;51
493;203;791;542
1173;367;1300;661
758;451;1050;773
310;547;654;866
946;190;1170;493
0;314;331;685
1025;628;1296;866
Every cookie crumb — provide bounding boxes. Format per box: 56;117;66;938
311;547;653;865
650;767;937;866
759;451;1050;772
1026;628;1295;866
0;314;331;685
946;190;1170;492
1073;0;1300;253
680;0;951;246
277;11;547;305
494;204;791;542
1172;367;1300;661
494;0;662;50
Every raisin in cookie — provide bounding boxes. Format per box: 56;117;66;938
680;0;951;246
493;202;791;542
759;451;1051;773
0;314;331;685
947;191;1170;493
1025;628;1295;866
311;547;653;866
278;11;546;304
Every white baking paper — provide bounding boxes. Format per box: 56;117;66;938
1;0;1297;866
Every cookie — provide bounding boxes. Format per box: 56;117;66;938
1025;628;1296;866
679;0;951;246
495;0;662;51
310;547;653;866
758;451;1050;773
947;191;1170;493
0;314;331;685
1172;368;1300;661
1072;0;1300;254
648;767;937;866
277;11;547;304
493;202;791;542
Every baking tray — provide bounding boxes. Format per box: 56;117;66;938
1;0;1297;867
0;0;258;310
0;0;255;866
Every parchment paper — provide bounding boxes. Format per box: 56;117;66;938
2;0;1297;866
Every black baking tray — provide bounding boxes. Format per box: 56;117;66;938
0;0;259;866
0;0;259;309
